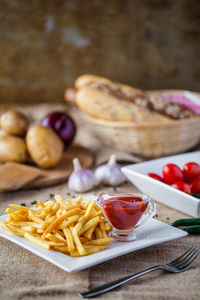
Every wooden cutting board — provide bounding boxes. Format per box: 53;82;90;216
0;144;94;193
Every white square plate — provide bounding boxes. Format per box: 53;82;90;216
122;151;200;217
0;195;187;272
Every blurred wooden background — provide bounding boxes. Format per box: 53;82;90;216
0;0;200;105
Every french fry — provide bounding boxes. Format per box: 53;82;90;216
37;229;44;234
84;238;114;245
83;200;96;220
28;210;43;224
74;200;96;235
7;215;13;222
82;199;91;209
63;227;74;252
9;221;42;229
43;201;54;214
56;209;63;218
59;215;80;230
65;198;73;204
33;204;39;208
9;204;29;212
95;205;102;211
5;208;16;214
90;210;103;218
64;202;82;211
76;195;82;204
2;194;113;257
50;203;60;215
83;245;108;250
37;212;47;220
99;221;107;238
80;236;89;243
72;229;86;256
71;247;106;257
54;194;65;207
41;216;56;230
45;203;60;219
47;241;66;247
10;214;28;222
21;226;36;233
83;225;97;240
44;200;52;205
53;245;69;254
46;233;65;243
38;200;45;208
3;223;24;237
79;216;100;235
42;208;81;238
104;222;112;232
24;232;50;250
54;232;66;241
94;227;102;239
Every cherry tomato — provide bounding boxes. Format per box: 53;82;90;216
162;164;183;184
183;162;200;181
170;181;191;195
190;176;200;194
148;173;164;182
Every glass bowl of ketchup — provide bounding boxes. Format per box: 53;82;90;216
97;192;156;242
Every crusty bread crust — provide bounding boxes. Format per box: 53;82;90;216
74;74;197;122
75;74;111;89
75;74;142;95
76;87;170;122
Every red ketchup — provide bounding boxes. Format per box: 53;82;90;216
102;196;148;230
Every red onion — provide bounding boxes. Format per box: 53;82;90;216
41;112;76;147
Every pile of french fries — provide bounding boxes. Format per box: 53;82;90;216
0;195;113;256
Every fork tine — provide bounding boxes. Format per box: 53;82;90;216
180;249;200;271
177;248;200;270
171;246;198;267
174;247;199;268
170;245;196;265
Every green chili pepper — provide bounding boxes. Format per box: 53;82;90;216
171;218;200;227
171;218;200;234
182;225;200;234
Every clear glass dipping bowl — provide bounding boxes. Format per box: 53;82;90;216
97;192;156;242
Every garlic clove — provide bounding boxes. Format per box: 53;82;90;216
94;165;108;185
68;158;95;193
95;154;126;186
106;165;126;186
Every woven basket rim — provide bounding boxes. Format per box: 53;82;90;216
85;114;200;128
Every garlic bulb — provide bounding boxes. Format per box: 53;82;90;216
95;154;126;186
68;158;95;192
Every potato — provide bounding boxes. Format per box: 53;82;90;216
26;125;64;169
0;134;29;163
0;110;29;136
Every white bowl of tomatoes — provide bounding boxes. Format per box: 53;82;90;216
122;151;200;217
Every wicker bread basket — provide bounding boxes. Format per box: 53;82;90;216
85;115;200;158
65;86;200;158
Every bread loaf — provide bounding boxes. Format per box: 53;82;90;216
66;74;199;122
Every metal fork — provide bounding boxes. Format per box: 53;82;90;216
78;245;200;298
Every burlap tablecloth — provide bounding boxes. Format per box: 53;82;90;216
0;103;200;300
